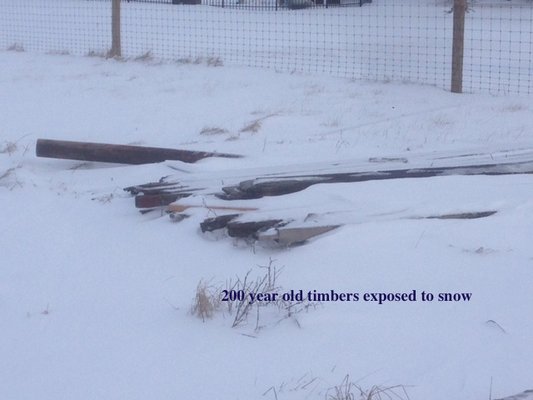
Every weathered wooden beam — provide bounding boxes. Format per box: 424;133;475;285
218;160;533;200
167;203;258;213
200;215;286;237
36;139;242;165
124;181;185;195
200;214;241;232
135;193;192;209
197;209;497;246
423;211;497;220
255;211;496;246
258;225;340;246
494;389;533;400
226;219;285;238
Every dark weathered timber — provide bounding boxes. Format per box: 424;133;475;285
494;390;533;400
126;183;204;209
200;214;241;232
36;139;242;165
217;179;316;200
235;179;316;198
218;160;533;200
167;204;258;213
135;192;192;209
226;220;285;238
124;181;181;195
424;210;497;220
200;209;497;245
258;225;340;246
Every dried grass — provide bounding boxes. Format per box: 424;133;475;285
0;141;18;155
7;43;24;52
0;164;23;190
240;119;262;133
239;113;279;134
134;51;153;62
190;280;220;322
200;126;229;136
326;375;410;400
191;259;318;331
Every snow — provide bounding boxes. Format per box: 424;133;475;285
1;50;533;400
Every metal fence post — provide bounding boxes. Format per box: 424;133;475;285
451;0;466;93
109;0;121;57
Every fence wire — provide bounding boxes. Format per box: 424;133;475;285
464;2;533;94
0;0;531;94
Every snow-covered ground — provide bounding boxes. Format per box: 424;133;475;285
1;51;533;400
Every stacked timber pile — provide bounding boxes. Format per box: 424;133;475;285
37;139;533;248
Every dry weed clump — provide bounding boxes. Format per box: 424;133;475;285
190;259;319;331
0;165;23;190
326;375;410;400
190;280;221;322
7;43;24;52
0;141;18;155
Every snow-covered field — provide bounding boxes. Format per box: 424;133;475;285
1;50;533;400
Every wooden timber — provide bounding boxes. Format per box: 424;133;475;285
36;138;242;165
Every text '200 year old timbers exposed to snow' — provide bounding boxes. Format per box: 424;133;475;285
221;289;473;305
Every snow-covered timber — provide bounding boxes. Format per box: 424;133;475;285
218;159;533;199
127;156;533;207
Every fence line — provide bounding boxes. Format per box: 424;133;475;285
0;0;531;95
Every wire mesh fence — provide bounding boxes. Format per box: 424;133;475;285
0;0;531;94
463;1;533;94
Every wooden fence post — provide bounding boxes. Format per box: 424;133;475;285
451;0;466;93
109;0;121;58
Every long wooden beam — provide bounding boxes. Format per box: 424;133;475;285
36;139;242;165
218;160;533;199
